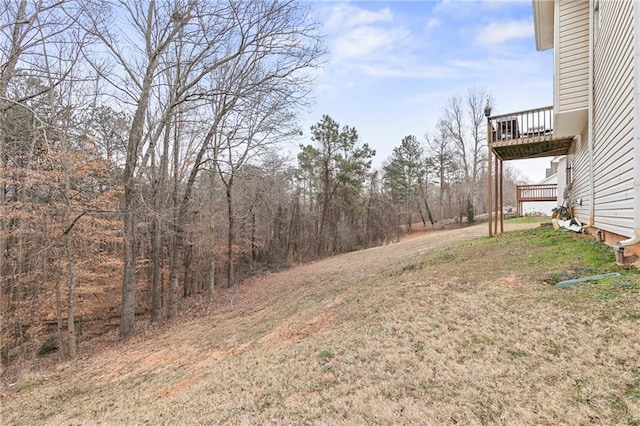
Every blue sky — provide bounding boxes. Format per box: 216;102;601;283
298;0;556;182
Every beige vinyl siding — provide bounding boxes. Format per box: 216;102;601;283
557;0;590;113
592;0;635;237
568;125;590;223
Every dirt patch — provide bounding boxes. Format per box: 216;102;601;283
260;312;332;344
156;376;201;401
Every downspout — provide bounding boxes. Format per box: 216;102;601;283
615;1;640;258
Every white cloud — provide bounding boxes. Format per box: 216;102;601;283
348;7;393;27
426;17;440;30
434;0;526;15
325;4;394;32
357;55;515;80
432;0;454;14
332;26;409;62
449;59;487;70
359;63;456;79
323;3;409;64
474;18;534;45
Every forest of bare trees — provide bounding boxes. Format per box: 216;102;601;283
1;0;523;367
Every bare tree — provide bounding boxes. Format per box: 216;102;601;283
1;0;54;354
0;0;95;359
81;0;200;337
82;0;322;334
41;23;92;359
466;87;493;211
427;125;452;221
438;87;493;221
216;82;299;287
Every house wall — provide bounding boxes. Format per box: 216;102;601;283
557;156;566;205
567;125;590;223
556;0;590;114
592;0;635;237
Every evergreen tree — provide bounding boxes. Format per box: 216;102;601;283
298;115;375;254
383;135;426;230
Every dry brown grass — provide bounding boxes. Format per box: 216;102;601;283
2;220;640;425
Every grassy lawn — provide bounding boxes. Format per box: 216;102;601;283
2;224;639;425
504;215;551;224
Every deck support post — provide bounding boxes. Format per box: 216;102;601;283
500;157;504;234
494;153;499;236
487;120;493;237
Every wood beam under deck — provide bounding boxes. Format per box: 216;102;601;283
491;135;574;161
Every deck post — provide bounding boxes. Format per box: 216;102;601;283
500;157;504;234
494;153;499;236
487;120;493;237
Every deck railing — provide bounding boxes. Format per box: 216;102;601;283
489;106;554;144
516;183;557;216
517;184;557;202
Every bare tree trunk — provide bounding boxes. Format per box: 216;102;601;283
121;80;156;335
182;240;193;297
286;195;299;258
150;112;172;323
417;201;426;228
424;198;434;225
208;169;217;295
0;88;7;361
64;234;77;358
168;223;180;317
61;132;77;358
120;65;158;337
15;221;24;345
208;252;216;294
226;182;235;287
251;211;257;262
55;254;63;360
121;184;138;337
150;213;162;324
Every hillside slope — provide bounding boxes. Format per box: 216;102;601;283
2;221;640;425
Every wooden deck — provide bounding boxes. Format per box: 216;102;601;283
516;184;557;215
488;106;574;160
487;106;574;236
